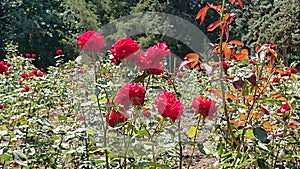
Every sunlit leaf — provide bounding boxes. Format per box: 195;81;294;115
187;126;197;138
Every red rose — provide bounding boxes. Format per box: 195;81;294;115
289;67;298;74
20;73;29;78
0;104;3;109
276;103;291;115
154;90;184;122
248;60;257;66
21;85;30;92
222;61;230;73
31;54;36;58
135;42;171;75
25;53;31;58
191;96;217;118
76;30;105;53
4;71;9;75
280;70;291;77
0;61;8;74
115;83;146;112
110;37;139;61
18;80;23;85
143;109;151;118
56;49;63;55
272;77;280;83
105;109;128;127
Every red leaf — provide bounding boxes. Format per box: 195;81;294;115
207;20;223;32
196;6;209;25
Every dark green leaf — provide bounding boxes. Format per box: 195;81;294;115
253;127;267;142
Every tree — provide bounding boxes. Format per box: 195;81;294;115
234;0;300;65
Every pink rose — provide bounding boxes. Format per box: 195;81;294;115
154;90;184;122
56;49;63;55
191;96;217;118
110;37;139;61
115;83;146;112
135;42;171;75
76;30;105;53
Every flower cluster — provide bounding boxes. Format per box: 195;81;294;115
0;61;10;75
135;42;171;75
20;68;44;78
191;95;217;118
154;90;184;122
76;30;105;53
25;53;36;58
114;83;146;112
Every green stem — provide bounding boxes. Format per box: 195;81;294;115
187;117;203;169
218;0;236;146
178;119;183;169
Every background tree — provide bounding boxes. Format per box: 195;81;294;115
234;0;300;66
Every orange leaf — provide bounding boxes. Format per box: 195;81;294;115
240;113;246;121
185;53;200;68
226;93;237;99
253;112;262;119
224;13;231;21
263;121;272;131
208;89;222;98
207;20;223;32
224;47;232;60
258;105;270;115
196;6;209;25
229;40;244;46
238;0;244;7
288;121;300;129
277;97;287;102
235;48;248;61
229;0;244;8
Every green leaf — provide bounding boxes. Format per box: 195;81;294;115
187;126;197;138
1;153;12;162
201;141;214;155
57;115;67;120
286;136;296;144
86;129;95;135
245;129;255;139
257;159;269;169
13;150;27;166
253;127;267;142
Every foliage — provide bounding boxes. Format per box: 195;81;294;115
233;0;300;65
